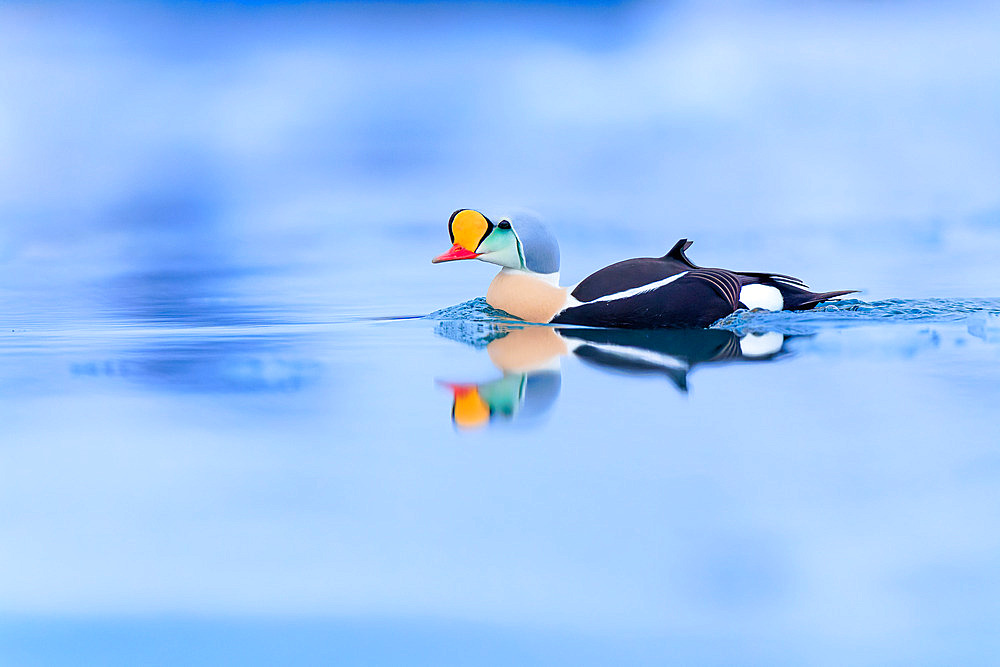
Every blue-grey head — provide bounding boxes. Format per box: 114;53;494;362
432;209;560;275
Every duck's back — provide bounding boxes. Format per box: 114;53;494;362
552;238;855;328
569;256;691;303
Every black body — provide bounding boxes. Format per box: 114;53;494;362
551;239;856;329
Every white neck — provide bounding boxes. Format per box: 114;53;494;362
498;267;561;286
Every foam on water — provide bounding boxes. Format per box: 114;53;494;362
427;298;512;323
428;298;524;349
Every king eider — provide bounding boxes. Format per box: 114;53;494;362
432;209;857;329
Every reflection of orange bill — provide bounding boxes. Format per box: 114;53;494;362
439;381;489;429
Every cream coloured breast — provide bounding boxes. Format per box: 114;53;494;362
485;269;568;324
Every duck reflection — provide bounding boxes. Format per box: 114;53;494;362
564;327;785;391
436;323;788;429
438;326;565;429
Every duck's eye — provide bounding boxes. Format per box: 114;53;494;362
498;220;511;230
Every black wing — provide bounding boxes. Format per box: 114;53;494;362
686;268;742;312
571;237;726;303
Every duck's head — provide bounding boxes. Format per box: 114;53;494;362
431;209;559;274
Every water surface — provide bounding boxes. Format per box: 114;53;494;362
3;260;999;665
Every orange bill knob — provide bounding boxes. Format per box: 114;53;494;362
432;209;493;263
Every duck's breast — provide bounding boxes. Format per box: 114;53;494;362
486;271;568;324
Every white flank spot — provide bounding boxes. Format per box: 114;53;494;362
739;284;784;311
739;331;784;358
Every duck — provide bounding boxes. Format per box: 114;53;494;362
432;209;856;328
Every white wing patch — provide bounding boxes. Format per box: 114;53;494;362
739;283;784;311
571;271;690;306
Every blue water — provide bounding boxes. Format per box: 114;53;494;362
3;1;1000;666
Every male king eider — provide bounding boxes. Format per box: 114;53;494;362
432;209;857;329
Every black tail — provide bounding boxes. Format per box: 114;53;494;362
784;288;859;310
761;281;858;310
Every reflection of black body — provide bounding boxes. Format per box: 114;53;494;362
561;328;786;392
561;328;740;391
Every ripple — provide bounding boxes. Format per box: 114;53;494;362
714;298;1000;335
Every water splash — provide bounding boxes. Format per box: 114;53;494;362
426;297;514;322
429;299;528;349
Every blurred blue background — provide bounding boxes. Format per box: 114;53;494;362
3;0;1000;308
1;1;999;665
